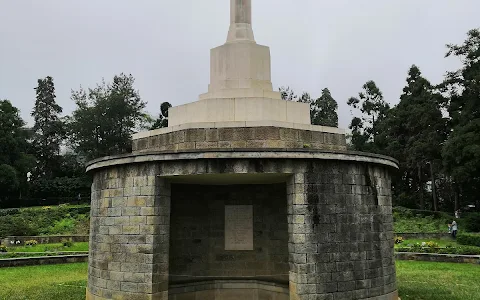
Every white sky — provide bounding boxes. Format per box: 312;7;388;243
0;0;478;128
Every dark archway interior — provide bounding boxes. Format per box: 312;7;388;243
168;182;289;285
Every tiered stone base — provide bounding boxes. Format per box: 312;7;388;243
132;125;346;153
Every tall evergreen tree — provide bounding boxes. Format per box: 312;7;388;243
0;100;35;206
377;66;447;210
347;80;390;151
441;29;480;211
280;86;339;127
311;88;338;127
32;76;64;178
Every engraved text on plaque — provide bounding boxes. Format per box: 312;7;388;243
225;205;253;250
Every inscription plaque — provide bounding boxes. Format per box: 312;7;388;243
225;205;253;250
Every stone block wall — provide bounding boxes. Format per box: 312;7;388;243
132;127;347;153
87;164;171;300
169;184;288;283
287;161;397;300
86;156;398;300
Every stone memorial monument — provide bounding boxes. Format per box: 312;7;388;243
85;0;399;299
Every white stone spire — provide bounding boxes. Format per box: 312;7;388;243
227;0;255;43
166;0;311;127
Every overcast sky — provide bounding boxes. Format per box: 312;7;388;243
0;0;478;129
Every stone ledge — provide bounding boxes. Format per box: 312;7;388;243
132;126;347;153
0;254;88;268
86;289;166;300
133;122;345;140
86;149;399;173
395;252;480;264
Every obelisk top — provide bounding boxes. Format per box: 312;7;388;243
227;0;255;43
231;0;251;24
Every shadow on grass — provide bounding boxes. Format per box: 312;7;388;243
399;284;455;300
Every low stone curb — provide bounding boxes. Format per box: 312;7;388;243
0;251;89;255
1;252;477;269
1;252;478;270
0;254;88;268
395;252;480;264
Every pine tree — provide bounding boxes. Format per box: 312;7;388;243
280;87;339;127
378;65;447;210
441;29;480;210
32;76;64;178
311;88;338;127
347;81;389;151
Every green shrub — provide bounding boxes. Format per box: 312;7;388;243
0;208;20;217
392;206;458;234
0;205;90;237
0;215;38;237
61;238;74;248
72;214;90;235
437;248;449;254
457;233;480;247
410;243;423;252
25;240;38;246
463;213;480;233
0;245;7;252
457;246;480;255
46;217;76;235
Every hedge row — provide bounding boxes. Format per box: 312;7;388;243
0;205;91;237
457;233;480;247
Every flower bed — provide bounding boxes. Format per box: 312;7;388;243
394;235;480;255
0;241;89;260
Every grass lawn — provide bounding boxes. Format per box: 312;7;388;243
397;261;480;300
7;242;89;253
0;263;87;300
0;261;479;300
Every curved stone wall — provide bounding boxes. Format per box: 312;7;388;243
132;126;347;153
86;154;397;300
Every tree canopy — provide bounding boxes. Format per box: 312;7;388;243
280;86;339;127
0;100;35;206
67;73;148;160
